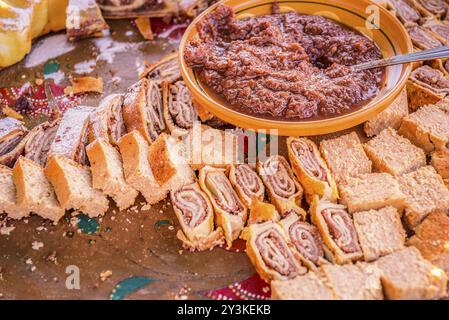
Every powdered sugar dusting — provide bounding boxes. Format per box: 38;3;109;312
25;34;76;68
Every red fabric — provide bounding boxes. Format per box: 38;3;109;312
203;274;271;300
0;83;80;117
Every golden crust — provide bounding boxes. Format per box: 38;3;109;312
122;79;152;143
0;164;28;219
248;199;280;225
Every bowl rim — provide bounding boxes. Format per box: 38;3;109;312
178;0;413;132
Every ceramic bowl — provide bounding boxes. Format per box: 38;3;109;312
179;0;412;136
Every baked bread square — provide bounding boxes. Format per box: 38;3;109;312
431;148;449;179
408;211;449;273
319;263;383;300
364;128;426;176
319;132;372;183
0;164;28;219
45;155;109;218
339;173;405;214
271;272;334;300
13;156;64;222
353;207;405;262
148;132;195;192
364;88;408;137
117;130;168;204
399;166;449;229
86;138;139;210
398;104;449;153
375;247;448;300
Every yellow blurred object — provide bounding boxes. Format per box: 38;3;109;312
0;0;68;68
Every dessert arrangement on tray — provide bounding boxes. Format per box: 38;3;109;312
1;0;449;300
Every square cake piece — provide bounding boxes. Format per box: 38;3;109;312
376;247;448;300
398;104;449;153
339;173;405;213
364;128;426;176
319;132;372;183
407;211;449;273
271;272;335;300
399;166;449;229
364;88;408;137
431;148;449;179
353;207;405;262
319;263;383;300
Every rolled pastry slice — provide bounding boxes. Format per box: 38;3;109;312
24;120;60;167
411;0;447;19
406;24;443;50
279;213;327;270
141;52;180;83
89;94;126;145
66;0;109;41
162;80;198;136
229;164;265;208
246;221;307;283
387;0;421;24
170;182;225;251
199;166;247;248
407;65;449;110
86;138;139;211
98;0;179;19
118;131;169;204
422;19;449;44
0;164;28;219
48;106;93;165
310;196;363;264
258;155;305;219
122;78;165;144
0;117;29;167
287;137;338;204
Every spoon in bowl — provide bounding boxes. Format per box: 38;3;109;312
352;45;449;72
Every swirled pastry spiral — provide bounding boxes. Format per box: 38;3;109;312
171;182;224;251
287;137;338;203
199;166;247;248
310;196;362;264
229;164;265;208
280;213;326;269
258;155;305;219
246;221;307;283
163;81;198;136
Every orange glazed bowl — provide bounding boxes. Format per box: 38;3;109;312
179;0;413;136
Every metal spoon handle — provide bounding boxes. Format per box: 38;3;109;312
352;45;449;71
